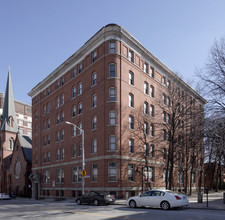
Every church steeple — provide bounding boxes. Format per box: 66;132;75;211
0;67;18;133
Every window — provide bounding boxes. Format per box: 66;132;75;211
109;63;116;77
72;125;76;137
78;143;82;156
92;164;98;182
163;129;167;141
9;138;14;150
129;50;134;62
150;124;154;137
72;86;76;98
43;120;46;130
47;87;50;96
144;102;148;115
109;111;117;125
72;166;82;182
78;63;82;73
56;80;60;89
144;63;148;74
61;111;64;123
167;97;171;107
150;144;155;157
167;80;171;89
163;148;167;160
56;149;60;160
163;168;169;182
47;103;50;113
144;143;149;156
144;82;149;94
178;171;184;183
109;135;116;150
109;87;116;101
92;94;97;108
92;72;97;86
129;138;134;153
47;152;50;162
163;93;167;105
72;68;77;78
43;170;50;184
61;148;64;159
109;41;116;53
92;116;97;130
144;122;148;135
128;164;134;182
61;94;64;105
56;131;60;142
72;105;76;117
191;172;196;184
78;82;82;95
163;111;166;123
144;166;154;182
56;114;60;124
56;97;59;108
108;162;117;181
35;155;38;164
47;135;50;145
162;76;166;86
72;145;76;157
35;110;38;120
150;85;154;98
60;76;64;86
129;71;134;85
92;139;97;153
92;50;97;62
56;168;64;183
43;105;46;115
150;67;154;78
129;115;134;129
78;122;82;135
43;136;46;146
78;102;82;114
47;119;50;129
129;93;134;107
61;129;64;141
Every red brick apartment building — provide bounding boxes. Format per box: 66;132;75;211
28;24;206;199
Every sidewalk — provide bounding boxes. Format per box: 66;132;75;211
116;191;225;211
187;191;225;210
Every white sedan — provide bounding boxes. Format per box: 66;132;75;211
0;193;10;200
127;190;189;210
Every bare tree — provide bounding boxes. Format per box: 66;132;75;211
197;37;225;114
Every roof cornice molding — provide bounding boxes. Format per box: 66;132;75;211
28;24;206;104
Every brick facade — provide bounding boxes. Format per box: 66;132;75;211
29;24;206;199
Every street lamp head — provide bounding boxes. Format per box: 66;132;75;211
65;121;73;125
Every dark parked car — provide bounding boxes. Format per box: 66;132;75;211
75;191;115;206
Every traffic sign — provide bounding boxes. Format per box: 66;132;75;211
81;169;87;177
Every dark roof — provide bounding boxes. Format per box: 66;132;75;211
19;135;32;163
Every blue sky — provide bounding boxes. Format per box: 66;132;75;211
1;0;225;104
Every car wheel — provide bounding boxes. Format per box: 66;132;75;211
129;200;137;208
77;199;81;205
161;201;170;210
93;199;99;206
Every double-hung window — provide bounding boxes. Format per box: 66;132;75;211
109;87;116;101
108;162;117;181
109;64;116;77
109;41;116;53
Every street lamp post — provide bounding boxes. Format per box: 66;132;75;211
65;121;85;195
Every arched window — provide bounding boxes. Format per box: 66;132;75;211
9;138;14;150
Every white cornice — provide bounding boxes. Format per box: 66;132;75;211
28;24;206;104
